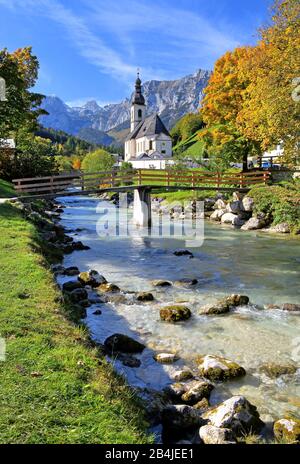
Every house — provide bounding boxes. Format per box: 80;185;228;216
124;74;173;169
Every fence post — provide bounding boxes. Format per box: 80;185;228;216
81;174;85;192
217;172;221;189
50;176;54;193
240;173;244;189
192;172;195;188
263;172;268;185
138;169;142;186
167;171;170;187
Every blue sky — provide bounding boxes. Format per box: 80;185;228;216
0;0;273;107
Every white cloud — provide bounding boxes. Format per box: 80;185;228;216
0;0;241;84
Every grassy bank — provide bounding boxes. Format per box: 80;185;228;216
0;179;15;198
0;202;152;444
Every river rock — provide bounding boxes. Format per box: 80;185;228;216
210;209;226;221
181;380;214;405
241;217;266;231
273;418;300;444
51;264;65;275
152;280;172;288
203;396;264;436
199;301;230;315
197;355;246;381
63;266;80;276
93;309;102;316
62;281;83;292
174;279;198;288
98;283;120;293
104;333;145;354
214;199;227;210
199;425;237;444
242;197;254;212
72;241;90;251
173;368;194;382
78;270;107;287
162;405;204;429
160;305;192;323
68;288;88;303
118;353;141;368
194;398;210;412
232;216;246;227
259;363;297;378
137;292;154;302
174;250;194;257
282;303;300;312
227;201;242;214
266;223;291;234
154;353;178;364
225;294;250;306
221;213;237;224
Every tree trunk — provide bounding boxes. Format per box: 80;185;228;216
242;153;248;172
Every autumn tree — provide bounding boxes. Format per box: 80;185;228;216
238;0;300;163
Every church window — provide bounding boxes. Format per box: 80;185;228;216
149;140;153;150
138;109;142;118
161;150;166;154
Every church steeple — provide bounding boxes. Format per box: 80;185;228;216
132;71;145;106
131;71;146;132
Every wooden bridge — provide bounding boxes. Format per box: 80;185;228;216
12;169;270;227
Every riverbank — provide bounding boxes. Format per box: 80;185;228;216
0;201;152;444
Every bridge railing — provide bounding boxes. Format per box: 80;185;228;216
12;169;271;196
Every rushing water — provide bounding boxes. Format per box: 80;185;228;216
58;195;300;423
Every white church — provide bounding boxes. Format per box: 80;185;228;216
124;74;173;169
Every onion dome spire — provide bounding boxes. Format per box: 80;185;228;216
132;70;145;105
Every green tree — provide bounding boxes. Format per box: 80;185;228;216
171;113;205;145
0;47;45;137
81;149;115;173
0;129;58;180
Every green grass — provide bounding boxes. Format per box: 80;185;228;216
0;203;152;444
0;179;15;198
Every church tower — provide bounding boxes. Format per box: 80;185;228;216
130;72;146;132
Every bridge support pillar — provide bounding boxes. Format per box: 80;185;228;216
133;187;152;227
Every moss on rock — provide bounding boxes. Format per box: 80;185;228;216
274;418;300;444
197;355;246;381
160;305;192;323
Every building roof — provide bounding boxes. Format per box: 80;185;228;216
125;114;171;141
135;151;171;161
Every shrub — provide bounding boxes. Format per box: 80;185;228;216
249;184;300;233
81;149;115;173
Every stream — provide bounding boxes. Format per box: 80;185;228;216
57;195;300;424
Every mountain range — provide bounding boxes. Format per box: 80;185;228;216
39;69;211;146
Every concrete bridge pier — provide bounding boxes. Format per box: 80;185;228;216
133;187;152;227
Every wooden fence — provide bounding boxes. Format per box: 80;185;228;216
12;169;271;196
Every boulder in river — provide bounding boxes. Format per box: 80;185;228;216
199;425;237;444
62;281;83;292
202;396;264;436
241;217;266;231
154;353;178;364
197;355;246;381
152;280;172;288
68;288;88;303
72;241;91;251
242;197;254;212
78;270;107;287
162;405;204;429
227;201;242;214
200;301;230;315
221;213;237;225
214;199;227;210
63;266;80;276
210;209;226;221
104;333;145;354
259;363;297;378
266;303;300;312
98;283;120;293
174;250;194;258
173;368;194;382
225;294;250;306
181;380;214;405
160;305;192;323
174;279;198;288
265;223;291;234
273;418;300;444
136;292;154;302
